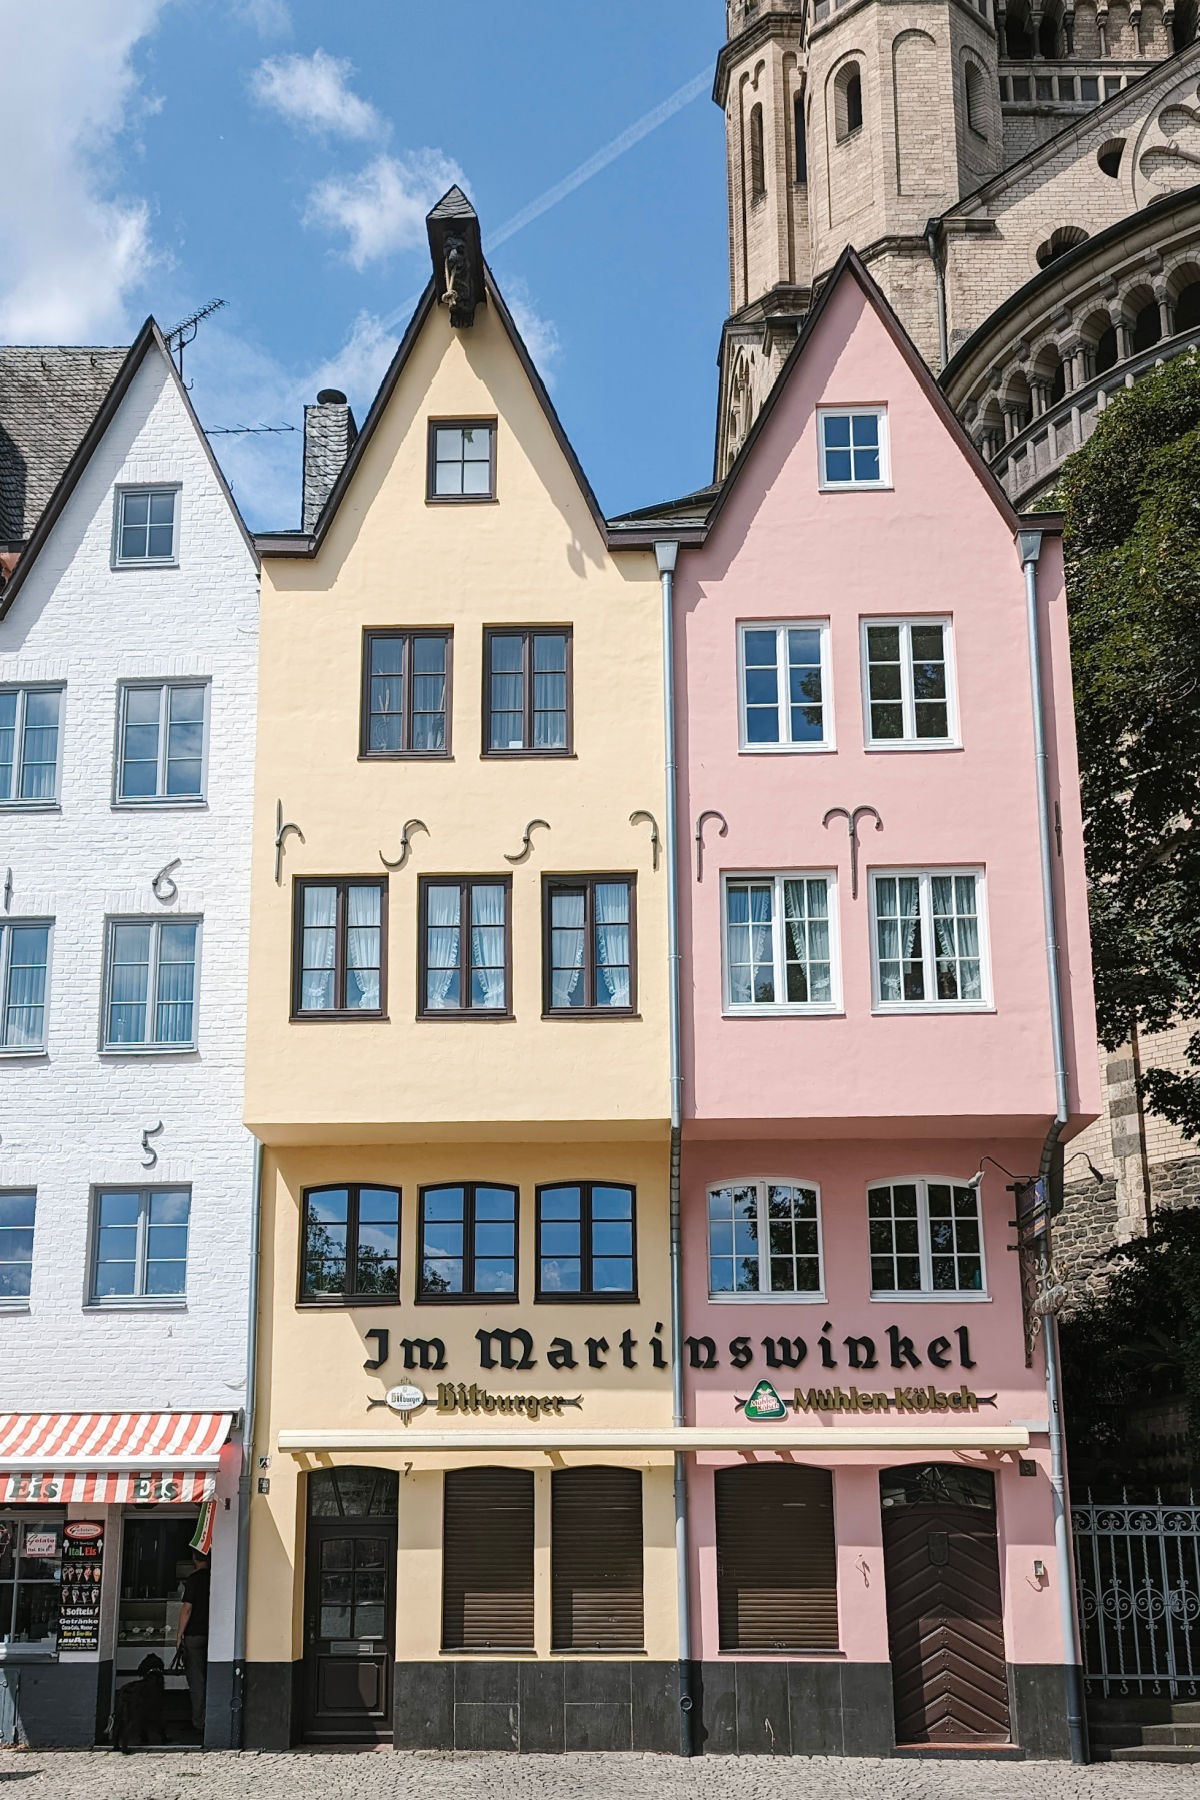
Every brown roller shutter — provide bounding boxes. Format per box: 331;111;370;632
442;1466;534;1651
715;1463;838;1652
551;1466;644;1652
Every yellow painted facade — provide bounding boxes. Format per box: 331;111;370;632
243;267;676;1710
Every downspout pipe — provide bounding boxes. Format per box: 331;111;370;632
1019;529;1086;1765
656;537;694;1756
230;1134;263;1749
926;218;949;373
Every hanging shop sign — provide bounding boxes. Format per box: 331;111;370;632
735;1381;997;1419
59;1522;104;1652
359;1321;979;1377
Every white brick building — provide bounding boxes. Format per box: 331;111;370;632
0;324;258;1748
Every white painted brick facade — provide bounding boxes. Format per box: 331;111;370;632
0;345;258;1418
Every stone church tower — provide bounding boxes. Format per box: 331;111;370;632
715;0;1185;472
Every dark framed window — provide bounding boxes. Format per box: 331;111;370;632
418;1183;518;1300
300;1185;400;1304
360;630;451;757
427;420;496;501
542;876;635;1015
292;879;387;1018
536;1183;636;1299
442;1468;533;1650
0;1515;62;1654
551;1467;644;1651
715;1464;838;1652
484;628;571;754
418;877;511;1016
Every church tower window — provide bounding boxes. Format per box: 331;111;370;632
834;64;863;140
750;103;766;200
794;93;808;182
965;63;987;136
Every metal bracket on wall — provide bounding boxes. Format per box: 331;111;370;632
141;1121;164;1170
629;810;661;872
504;819;550;865
822;804;883;900
152;859;181;904
694;810;728;882
2;869;11;913
380;819;428;872
274;801;304;885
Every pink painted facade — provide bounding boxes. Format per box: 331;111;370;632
673;259;1100;1756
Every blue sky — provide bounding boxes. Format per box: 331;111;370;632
5;2;731;528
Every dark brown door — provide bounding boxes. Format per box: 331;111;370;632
881;1465;1010;1746
303;1520;395;1740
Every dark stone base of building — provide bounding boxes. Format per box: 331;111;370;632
1010;1662;1080;1760
396;1659;683;1751
694;1660;894;1756
0;1659;112;1747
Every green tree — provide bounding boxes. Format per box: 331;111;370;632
1060;351;1200;1132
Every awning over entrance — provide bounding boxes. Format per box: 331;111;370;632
0;1411;233;1504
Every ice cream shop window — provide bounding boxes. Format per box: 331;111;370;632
0;1515;62;1655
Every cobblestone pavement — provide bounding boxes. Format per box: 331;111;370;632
0;1751;1196;1800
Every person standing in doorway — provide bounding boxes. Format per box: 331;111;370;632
175;1549;210;1739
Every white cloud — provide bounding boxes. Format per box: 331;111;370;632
501;278;563;388
309;311;395;410
304;151;465;270
251;49;384;141
0;0;168;341
238;0;292;35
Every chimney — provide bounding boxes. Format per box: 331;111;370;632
302;389;357;532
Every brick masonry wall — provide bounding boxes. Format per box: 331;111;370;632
0;346;258;1413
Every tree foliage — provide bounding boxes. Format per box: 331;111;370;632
1060;352;1200;1135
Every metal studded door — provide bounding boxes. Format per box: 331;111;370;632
881;1465;1011;1745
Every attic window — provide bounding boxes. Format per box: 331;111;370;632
427;421;496;502
114;486;179;565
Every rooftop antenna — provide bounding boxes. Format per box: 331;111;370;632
164;298;227;382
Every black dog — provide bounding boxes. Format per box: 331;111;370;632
110;1653;167;1753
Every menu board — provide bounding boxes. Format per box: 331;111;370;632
59;1522;104;1652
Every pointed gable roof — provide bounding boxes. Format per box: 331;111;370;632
610;248;1052;543
0;318;257;620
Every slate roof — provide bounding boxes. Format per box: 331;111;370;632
0;346;127;544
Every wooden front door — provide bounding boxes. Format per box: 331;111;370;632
303;1520;395;1741
881;1465;1010;1746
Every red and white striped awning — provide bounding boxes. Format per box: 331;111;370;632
0;1412;233;1505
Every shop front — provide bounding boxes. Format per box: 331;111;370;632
0;1412;239;1748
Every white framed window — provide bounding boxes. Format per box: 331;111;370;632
0;1191;36;1303
868;1177;986;1297
89;1186;190;1303
738;621;832;750
113;486;179;565
102;918;199;1050
818;406;889;489
862;618;957;747
708;1178;824;1299
723;872;840;1012
870;869;989;1010
0;921;51;1053
0;685;63;806
116;680;208;803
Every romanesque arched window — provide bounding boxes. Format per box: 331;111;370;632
965;62;987;135
794;91;808;182
835;62;863;140
749;102;766;199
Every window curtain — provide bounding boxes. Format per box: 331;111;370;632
425;885;460;1009
470;885;506;1010
750;884;774;999
155;924;196;1043
303;887;338;1010
346;887;381;1009
3;927;48;1047
552;893;586;1008
594;883;630;1009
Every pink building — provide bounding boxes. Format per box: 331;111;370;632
644;253;1099;1758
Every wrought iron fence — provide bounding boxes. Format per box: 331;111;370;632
1073;1496;1200;1696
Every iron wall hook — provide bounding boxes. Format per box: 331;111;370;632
380;819;429;872
274;801;304;885
821;804;883;900
2;869;11;913
141;1121;164;1170
629;810;661;872
505;819;550;865
694;810;728;882
152;859;181;905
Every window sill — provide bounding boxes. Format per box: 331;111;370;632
541;1010;641;1022
290;1012;390;1024
534;1292;639;1305
0;1650;57;1663
864;741;961;754
98;1045;198;1057
111;797;207;811
425;494;498;507
0;1301;31;1314
708;1291;827;1305
818;480;893;494
417;1010;515;1023
718;1647;844;1660
0;801;61;813
738;743;836;756
870;1290;991;1304
359;751;453;763
722;1007;843;1020
83;1299;188;1312
415;1293;518;1307
0;1047;47;1060
482;749;576;761
111;558;180;572
297;1296;402;1310
871;1003;994;1016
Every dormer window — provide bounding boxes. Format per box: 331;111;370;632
427;420;496;501
114;486;179;565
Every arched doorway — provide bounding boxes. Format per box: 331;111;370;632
303;1466;398;1741
880;1464;1010;1746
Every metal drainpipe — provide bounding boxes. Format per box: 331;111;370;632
1019;529;1087;1765
926;220;949;372
655;537;693;1755
230;1134;263;1749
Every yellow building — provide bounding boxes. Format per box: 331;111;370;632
242;192;677;1750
